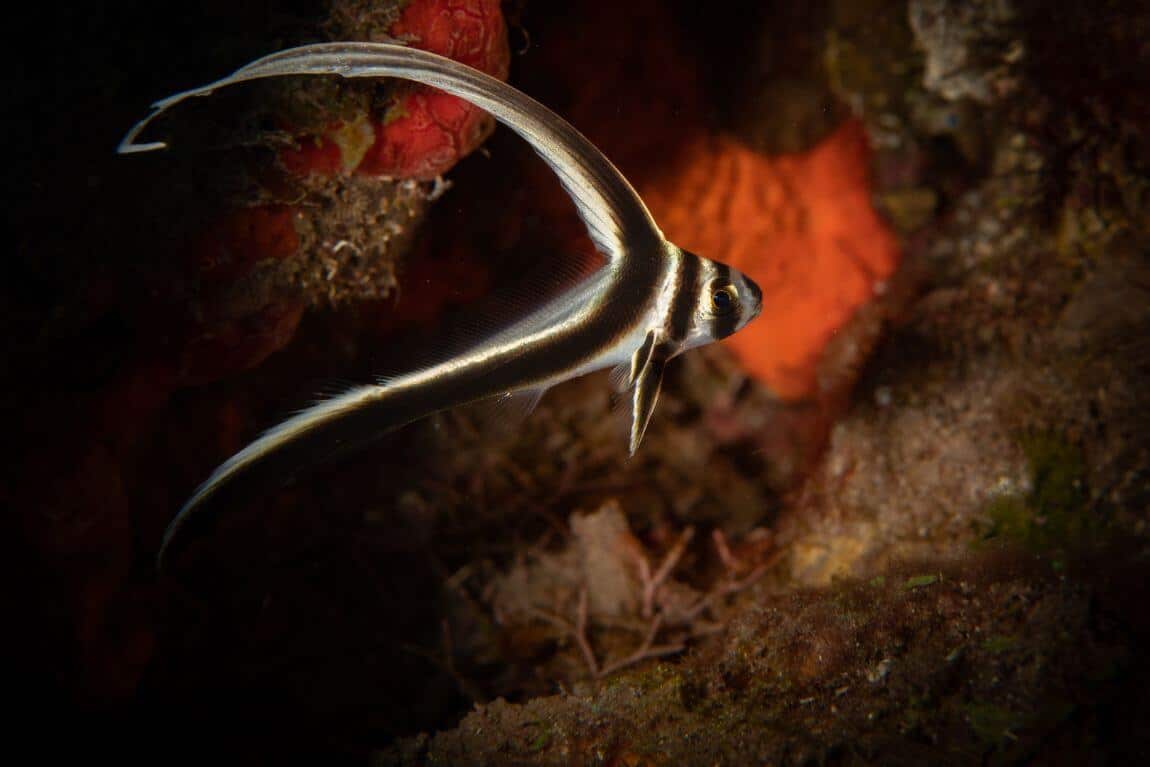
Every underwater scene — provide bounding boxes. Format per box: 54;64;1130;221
13;0;1150;762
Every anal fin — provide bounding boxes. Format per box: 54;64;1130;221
462;385;549;438
497;386;548;422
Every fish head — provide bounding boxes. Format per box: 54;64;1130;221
681;251;762;347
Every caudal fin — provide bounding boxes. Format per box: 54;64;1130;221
159;384;394;567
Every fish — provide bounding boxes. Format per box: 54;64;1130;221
119;42;763;564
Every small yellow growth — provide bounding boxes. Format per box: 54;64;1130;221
331;114;378;172
789;527;876;587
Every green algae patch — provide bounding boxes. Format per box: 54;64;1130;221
985;494;1032;541
965;701;1023;745
904;574;940;590
527;728;551;753
982;432;1100;555
982;635;1021;654
1022;433;1091;538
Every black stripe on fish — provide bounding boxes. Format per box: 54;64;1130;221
668;248;699;343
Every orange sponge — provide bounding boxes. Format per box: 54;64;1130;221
643;119;900;400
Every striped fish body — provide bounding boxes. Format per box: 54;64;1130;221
119;43;762;563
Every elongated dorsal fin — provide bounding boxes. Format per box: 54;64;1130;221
117;42;665;266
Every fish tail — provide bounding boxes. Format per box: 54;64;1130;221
159;383;404;566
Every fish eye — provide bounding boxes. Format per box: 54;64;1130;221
711;284;737;316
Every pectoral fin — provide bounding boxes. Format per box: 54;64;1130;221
629;332;668;456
